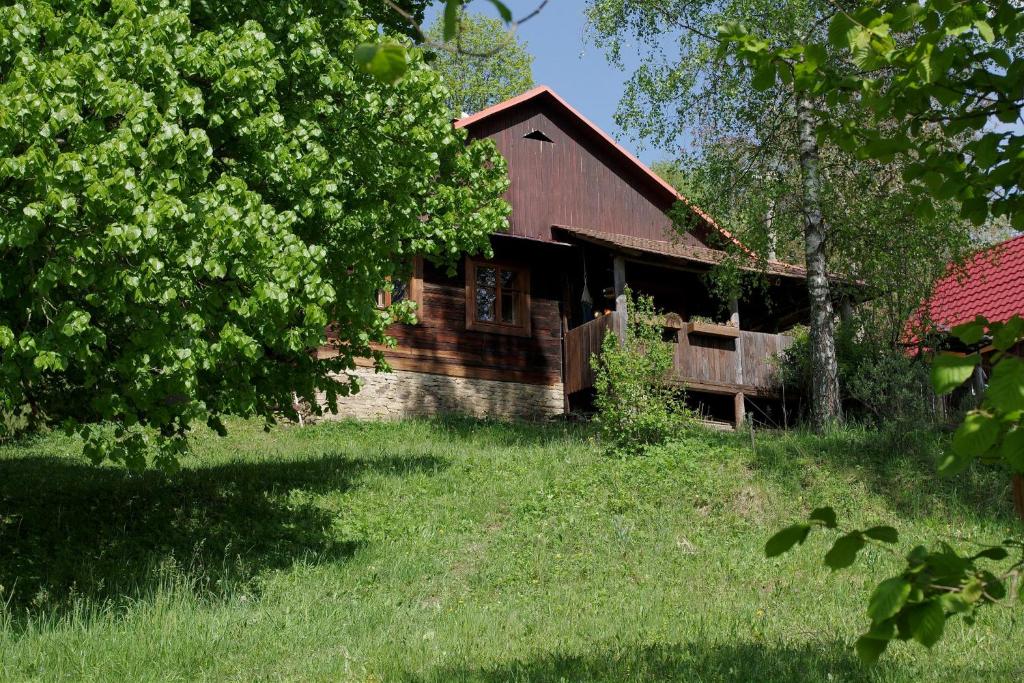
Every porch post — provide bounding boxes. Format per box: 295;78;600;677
730;297;744;385
730;297;746;428
734;392;746;428
613;255;627;344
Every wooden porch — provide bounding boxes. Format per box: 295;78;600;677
564;312;794;414
562;255;795;426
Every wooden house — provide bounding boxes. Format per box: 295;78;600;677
327;86;815;426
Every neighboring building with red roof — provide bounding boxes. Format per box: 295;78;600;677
913;234;1024;341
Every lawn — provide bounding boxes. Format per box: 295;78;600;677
0;418;1021;681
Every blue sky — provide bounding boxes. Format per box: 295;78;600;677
424;1;669;165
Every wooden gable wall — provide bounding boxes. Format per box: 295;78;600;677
465;99;705;247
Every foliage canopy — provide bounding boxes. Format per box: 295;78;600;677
425;11;534;116
0;0;509;467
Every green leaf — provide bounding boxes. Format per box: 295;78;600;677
855;634;889;664
825;531;865;569
0;326;13;349
1000;428;1024;471
765;523;810;557
443;0;460;41
354;43;409;84
803;43;827;71
809;506;837;528
987;358;1024;413
828;13;859;49
974;19;995;43
949;411;999;464
951;317;987;345
863;526;899;543
487;0;513;23
908;600;946;647
931;353;979;395
752;61;777;91
868;577;912;621
991;316;1024;351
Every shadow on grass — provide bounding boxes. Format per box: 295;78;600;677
407;639;1015;683
406;640;864;683
749;424;1016;522
0;450;445;623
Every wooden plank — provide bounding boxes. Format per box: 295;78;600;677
468;105;700;243
730;298;744;386
613;256;627;344
685;321;740;338
563;313;616;393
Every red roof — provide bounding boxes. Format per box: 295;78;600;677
916;234;1024;333
455;86;749;253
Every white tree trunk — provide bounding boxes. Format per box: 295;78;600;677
796;93;842;430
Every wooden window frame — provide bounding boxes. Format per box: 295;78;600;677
465;257;532;337
376;256;424;322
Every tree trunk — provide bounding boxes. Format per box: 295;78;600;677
796;92;842;430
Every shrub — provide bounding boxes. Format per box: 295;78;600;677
592;290;691;455
778;320;935;424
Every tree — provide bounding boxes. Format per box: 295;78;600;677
586;0;979;430
723;0;1024;661
0;0;509;468
425;11;534;115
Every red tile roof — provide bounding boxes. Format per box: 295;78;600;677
455;86;750;254
917;234;1024;332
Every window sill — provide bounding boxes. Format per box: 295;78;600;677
466;320;532;337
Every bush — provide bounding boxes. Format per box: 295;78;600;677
592;290;692;455
778;320;935;425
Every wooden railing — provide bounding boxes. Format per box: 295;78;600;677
674;328;738;386
563;312;619;394
740;330;794;390
564;317;793;396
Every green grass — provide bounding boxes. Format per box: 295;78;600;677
0;418;1021;681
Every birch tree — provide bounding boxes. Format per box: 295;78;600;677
586;0;975;429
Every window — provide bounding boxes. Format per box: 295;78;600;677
465;258;531;336
523;129;553;143
376;257;424;319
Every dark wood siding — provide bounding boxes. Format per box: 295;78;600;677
467;101;704;246
366;242;566;386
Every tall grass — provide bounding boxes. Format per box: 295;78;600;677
1;418;1020;681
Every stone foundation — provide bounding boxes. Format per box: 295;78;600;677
320;367;565;421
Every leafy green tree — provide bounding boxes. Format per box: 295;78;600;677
720;0;1023;227
587;0;982;430
0;0;509;468
426;11;534;115
768;316;1024;662
719;0;1024;661
593;290;690;456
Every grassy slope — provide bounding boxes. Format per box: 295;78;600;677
0;418;1021;682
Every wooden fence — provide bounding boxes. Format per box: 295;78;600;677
739;330;795;390
564;316;793;396
563;313;618;394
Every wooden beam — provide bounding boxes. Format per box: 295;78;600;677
613;255;627;344
730;297;744;386
734;392;746;428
